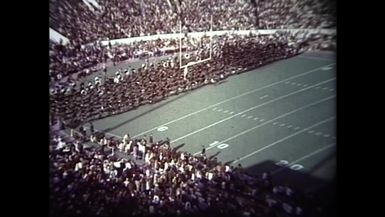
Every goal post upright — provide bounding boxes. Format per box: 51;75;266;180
179;14;213;78
179;21;182;69
210;15;212;60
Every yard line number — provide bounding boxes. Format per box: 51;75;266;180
275;160;304;171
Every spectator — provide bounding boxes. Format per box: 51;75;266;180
89;122;94;134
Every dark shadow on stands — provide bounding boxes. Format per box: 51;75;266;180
208;151;221;159
102;92;191;133
243;160;336;217
244;160;332;193
172;143;185;152
224;159;235;165
308;151;336;174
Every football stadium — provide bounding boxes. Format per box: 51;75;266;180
49;0;336;216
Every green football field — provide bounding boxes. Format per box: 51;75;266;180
78;51;336;195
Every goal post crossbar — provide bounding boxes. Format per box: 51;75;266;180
179;15;213;70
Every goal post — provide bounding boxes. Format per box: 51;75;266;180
179;15;213;79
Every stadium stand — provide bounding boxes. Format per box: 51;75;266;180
50;0;336;216
50;31;335;127
50;129;322;217
49;0;335;44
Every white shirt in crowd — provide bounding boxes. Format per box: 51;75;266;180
57;140;66;150
124;178;129;187
138;142;146;154
118;142;125;151
145;152;151;164
98;89;104;96
74;141;81;152
225;165;231;173
187;164;192;172
153;195;160;204
170;159;175;166
179;164;184;173
124;162;131;170
98;138;104;145
103;164;110;174
113;161;121;168
207;172;213;181
196;171;202;179
90;135;96;143
74;161;83;171
153;173;158;184
153;160;158;170
135;180;140;191
176;187;181;197
109;169;117;179
123;134;129;142
124;141;132;153
169;196;175;202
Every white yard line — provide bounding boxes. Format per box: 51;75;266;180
231;117;335;164
192;95;335;155
130;63;335;138
171;78;335;144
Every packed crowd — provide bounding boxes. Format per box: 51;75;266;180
50;128;323;217
49;35;214;84
50;31;316;126
178;0;257;32
50;31;335;88
49;37;180;83
49;0;256;44
49;39;102;83
257;0;336;29
49;0;335;44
